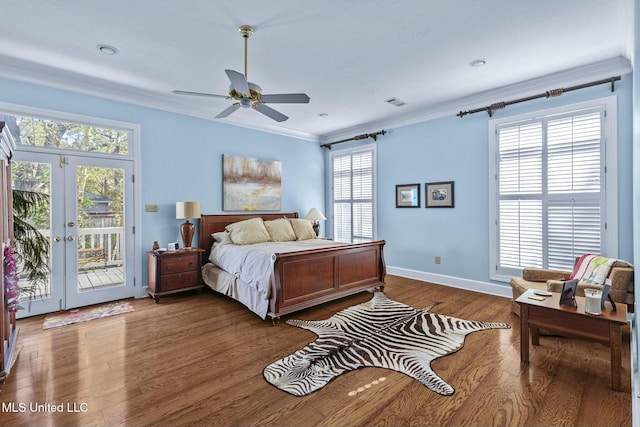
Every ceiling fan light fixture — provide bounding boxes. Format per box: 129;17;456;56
173;24;309;122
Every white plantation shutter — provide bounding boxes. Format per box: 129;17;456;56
331;146;375;243
546;111;603;269
493;105;608;277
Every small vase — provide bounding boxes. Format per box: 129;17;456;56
152;241;159;251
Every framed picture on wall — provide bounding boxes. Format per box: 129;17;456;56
223;154;282;211
425;181;454;208
396;183;420;208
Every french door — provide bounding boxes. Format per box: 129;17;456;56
12;151;135;317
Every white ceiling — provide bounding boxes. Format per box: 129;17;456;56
0;0;633;143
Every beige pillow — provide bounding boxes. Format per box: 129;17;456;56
264;218;297;242
225;218;271;245
289;218;317;240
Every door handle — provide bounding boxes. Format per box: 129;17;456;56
54;236;61;242
68;221;75;227
67;235;75;241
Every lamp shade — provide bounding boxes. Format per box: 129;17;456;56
176;201;201;219
305;208;326;221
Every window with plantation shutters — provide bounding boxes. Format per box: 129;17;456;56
330;145;376;243
489;97;618;281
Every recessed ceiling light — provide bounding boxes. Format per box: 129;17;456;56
470;59;486;67
319;113;329;118
97;44;119;55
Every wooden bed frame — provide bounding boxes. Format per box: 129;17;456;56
198;212;386;321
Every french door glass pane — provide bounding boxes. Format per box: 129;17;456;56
11;161;52;298
76;165;125;291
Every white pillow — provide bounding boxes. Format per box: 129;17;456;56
289;218;317;241
225;218;271;245
264;218;297;242
212;231;233;246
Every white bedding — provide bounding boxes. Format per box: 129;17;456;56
204;239;344;318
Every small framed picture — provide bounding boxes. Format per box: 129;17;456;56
425;181;454;208
559;279;578;307
395;184;420;208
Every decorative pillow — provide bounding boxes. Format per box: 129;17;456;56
225;218;271;245
289;218;317;241
212;231;233;246
264;218;297;242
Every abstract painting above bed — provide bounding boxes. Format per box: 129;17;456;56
223;154;282;211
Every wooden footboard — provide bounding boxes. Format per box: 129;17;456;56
269;240;386;319
198;213;386;321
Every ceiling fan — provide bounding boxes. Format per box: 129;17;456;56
172;25;310;122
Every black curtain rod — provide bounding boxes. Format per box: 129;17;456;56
457;76;621;118
321;130;387;149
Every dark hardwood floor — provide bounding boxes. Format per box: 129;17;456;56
0;275;632;426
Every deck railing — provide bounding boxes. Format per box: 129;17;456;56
76;226;124;265
36;226;124;264
17;226;125;296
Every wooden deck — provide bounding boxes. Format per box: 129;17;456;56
77;264;124;290
19;264;125;296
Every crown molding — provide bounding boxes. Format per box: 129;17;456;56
0;54;630;144
320;56;632;143
0;54;322;142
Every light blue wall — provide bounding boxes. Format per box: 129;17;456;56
0;72;633;292
377;74;634;287
0;78;325;287
138;112;325;248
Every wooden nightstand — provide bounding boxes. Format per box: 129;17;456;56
147;249;205;303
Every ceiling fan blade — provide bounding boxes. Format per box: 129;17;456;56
260;93;310;104
215;103;241;119
254;104;288;122
172;90;229;99
225;69;250;95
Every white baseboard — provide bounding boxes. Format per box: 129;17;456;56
386;266;512;299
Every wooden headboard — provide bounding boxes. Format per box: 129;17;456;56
198;212;299;261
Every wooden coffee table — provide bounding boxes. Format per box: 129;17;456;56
516;288;628;391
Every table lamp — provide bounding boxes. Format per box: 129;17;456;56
176;201;200;250
305;207;326;236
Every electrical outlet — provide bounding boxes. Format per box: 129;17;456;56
435;256;441;264
145;204;158;212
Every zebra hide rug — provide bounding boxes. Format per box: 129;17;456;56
263;291;510;396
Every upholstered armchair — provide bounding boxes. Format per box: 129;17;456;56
510;259;634;316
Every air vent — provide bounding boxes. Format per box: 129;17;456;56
385;97;406;107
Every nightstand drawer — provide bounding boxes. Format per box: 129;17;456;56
158;255;199;274
159;271;200;291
